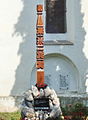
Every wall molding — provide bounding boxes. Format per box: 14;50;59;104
44;40;73;45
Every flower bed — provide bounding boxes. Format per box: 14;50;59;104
62;103;88;120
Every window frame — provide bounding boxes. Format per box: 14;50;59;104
43;0;75;45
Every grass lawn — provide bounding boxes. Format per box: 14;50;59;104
0;111;21;120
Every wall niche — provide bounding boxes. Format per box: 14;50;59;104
30;54;79;93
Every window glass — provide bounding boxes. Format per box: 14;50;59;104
46;0;66;33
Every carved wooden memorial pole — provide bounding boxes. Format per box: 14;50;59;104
36;5;47;88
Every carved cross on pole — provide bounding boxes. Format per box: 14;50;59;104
36;5;47;89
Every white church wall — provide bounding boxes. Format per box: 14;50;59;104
0;0;36;96
0;0;88;111
30;54;79;93
0;0;23;96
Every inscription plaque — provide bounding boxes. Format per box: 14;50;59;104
59;74;69;90
34;98;50;111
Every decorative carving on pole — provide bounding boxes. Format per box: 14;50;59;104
36;5;46;88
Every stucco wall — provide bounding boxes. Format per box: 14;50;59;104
0;0;88;98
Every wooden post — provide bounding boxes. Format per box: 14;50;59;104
36;5;46;88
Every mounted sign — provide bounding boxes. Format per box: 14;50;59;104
34;97;50;111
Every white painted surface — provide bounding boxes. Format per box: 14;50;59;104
0;0;88;97
0;97;18;112
31;54;79;93
0;0;23;96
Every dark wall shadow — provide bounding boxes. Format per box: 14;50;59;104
11;0;37;95
10;0;88;107
29;0;88;94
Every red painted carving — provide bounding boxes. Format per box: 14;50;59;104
37;51;44;59
36;61;44;69
37;27;44;34
37;5;43;12
36;37;44;46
